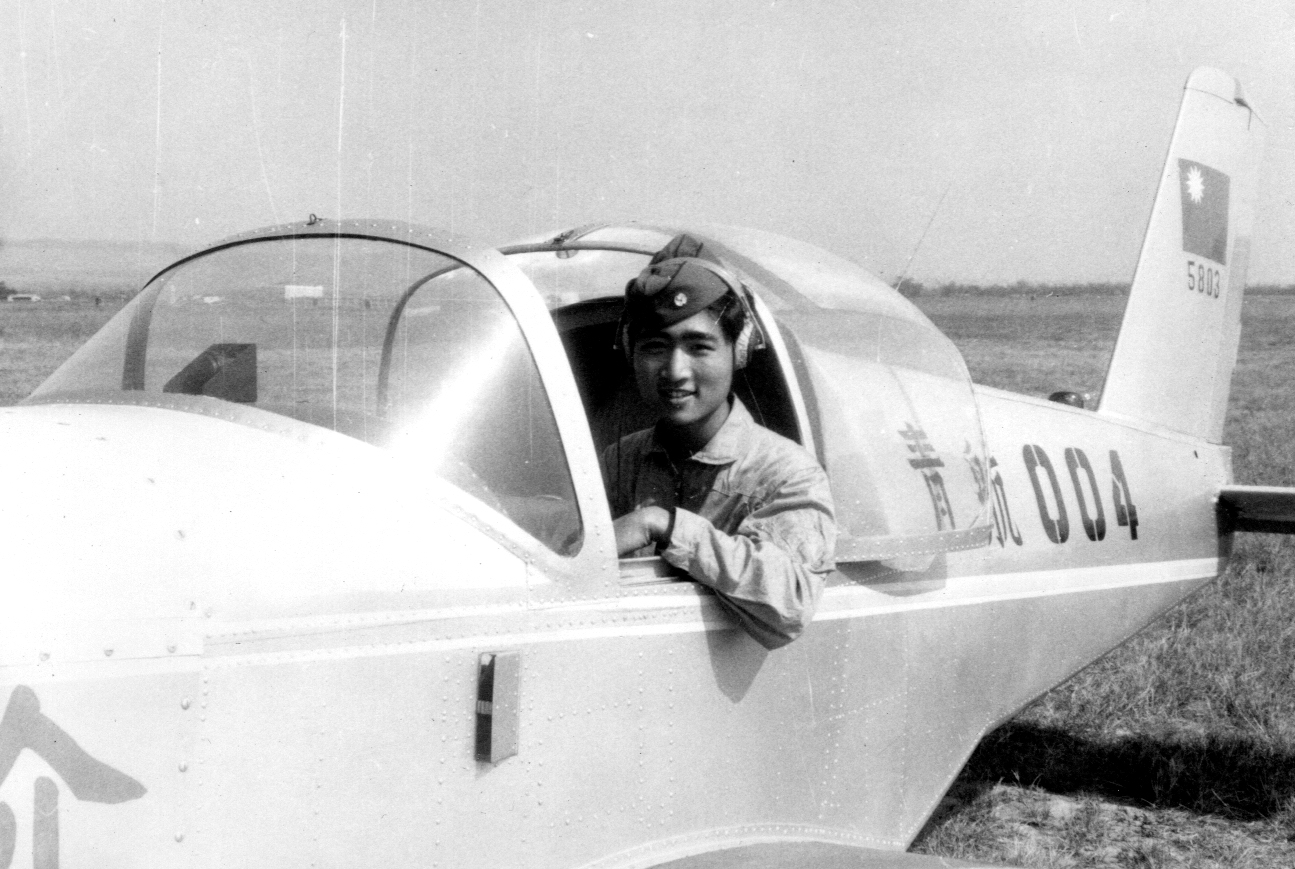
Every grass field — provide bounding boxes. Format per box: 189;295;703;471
4;290;1295;867
0;297;128;405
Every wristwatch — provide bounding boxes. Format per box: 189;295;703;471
655;507;677;555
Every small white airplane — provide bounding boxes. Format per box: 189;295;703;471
0;67;1285;868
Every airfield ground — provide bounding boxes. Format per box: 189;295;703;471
2;291;1294;867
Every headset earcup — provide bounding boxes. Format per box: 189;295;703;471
733;319;753;370
619;320;633;366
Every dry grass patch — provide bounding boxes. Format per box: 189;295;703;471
920;784;1295;868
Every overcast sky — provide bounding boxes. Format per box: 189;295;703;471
2;0;1292;284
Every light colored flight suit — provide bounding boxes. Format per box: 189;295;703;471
604;398;837;649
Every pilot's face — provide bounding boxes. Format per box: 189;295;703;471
632;309;734;441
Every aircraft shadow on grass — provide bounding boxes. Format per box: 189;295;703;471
936;720;1295;821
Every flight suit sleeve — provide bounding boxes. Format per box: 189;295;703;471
660;461;836;650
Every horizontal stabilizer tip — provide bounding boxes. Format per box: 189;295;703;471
1218;485;1295;534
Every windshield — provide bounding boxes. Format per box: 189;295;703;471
507;248;649;309
30;235;582;554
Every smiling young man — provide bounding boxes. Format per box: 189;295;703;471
604;235;837;649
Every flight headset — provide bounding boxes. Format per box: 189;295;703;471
616;257;766;370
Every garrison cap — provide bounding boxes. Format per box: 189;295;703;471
624;235;740;331
649;232;716;266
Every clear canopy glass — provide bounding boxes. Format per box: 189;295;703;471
30;235;581;554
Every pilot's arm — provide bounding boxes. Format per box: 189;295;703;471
662;461;835;649
610;448;836;650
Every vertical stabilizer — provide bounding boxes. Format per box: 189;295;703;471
1098;68;1265;442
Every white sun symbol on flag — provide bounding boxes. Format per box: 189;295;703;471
1185;165;1205;203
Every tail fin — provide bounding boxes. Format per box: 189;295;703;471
1098;67;1265;442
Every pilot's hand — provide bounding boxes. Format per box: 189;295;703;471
614;506;672;556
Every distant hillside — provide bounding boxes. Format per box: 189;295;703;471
896;280;1132;298
894;279;1295;298
0;238;192;297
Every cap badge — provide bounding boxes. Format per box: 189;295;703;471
673;292;688;308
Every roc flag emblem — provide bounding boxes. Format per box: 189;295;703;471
1179;159;1229;264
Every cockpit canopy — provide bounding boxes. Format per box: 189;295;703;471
29;219;992;567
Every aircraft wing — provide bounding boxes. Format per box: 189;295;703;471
650;842;1005;868
1218;485;1295;534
